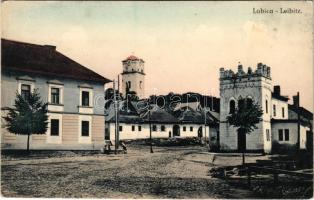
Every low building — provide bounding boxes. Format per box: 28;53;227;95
105;100;219;143
1;39;111;150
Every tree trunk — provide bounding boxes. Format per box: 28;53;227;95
27;132;30;153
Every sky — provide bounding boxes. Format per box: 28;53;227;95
1;1;313;110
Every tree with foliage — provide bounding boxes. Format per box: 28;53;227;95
126;91;139;101
105;88;122;100
227;99;263;165
3;89;48;152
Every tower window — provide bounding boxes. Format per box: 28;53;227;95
273;105;276;116
265;100;268;114
282;107;285;118
229;100;235;114
139;81;143;89
238;99;245;111
266;129;270;141
246;98;253;109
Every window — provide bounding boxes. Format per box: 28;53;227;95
183;126;186;132
282;107;285;118
139;81;143;89
265;100;268;114
152;125;157;131
273;105;276;116
190;127;193;132
278;129;283;141
266;129;270;141
105;128;110;140
51;88;60;104
50;119;59;136
229;100;235;114
238;99;245;111
21;84;31;100
138;126;142;131
132;125;135;131
81;121;89;136
119;126;123;132
161;125;165;132
284;129;289;141
82;91;90;106
246;98;253;109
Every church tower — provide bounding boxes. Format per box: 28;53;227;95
121;55;145;99
219;62;272;153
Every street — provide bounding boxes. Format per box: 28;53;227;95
1;146;260;198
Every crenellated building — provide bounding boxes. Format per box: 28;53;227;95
219;62;312;153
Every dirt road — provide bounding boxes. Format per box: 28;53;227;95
1;146;256;198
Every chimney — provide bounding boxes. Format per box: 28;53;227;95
293;95;299;106
273;85;281;96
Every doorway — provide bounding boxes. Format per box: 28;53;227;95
173;125;180;137
237;129;246;152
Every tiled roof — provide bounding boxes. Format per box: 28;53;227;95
272;93;289;102
2;39;111;84
105;101;144;123
288;104;313;121
141;105;179;123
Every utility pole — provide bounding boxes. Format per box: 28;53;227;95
117;75;120;149
204;106;207;146
113;80;118;154
297;92;300;150
149;107;153;153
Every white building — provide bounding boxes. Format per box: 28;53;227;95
105;101;219;143
219;63;312;153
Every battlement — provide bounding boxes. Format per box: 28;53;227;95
220;62;271;80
